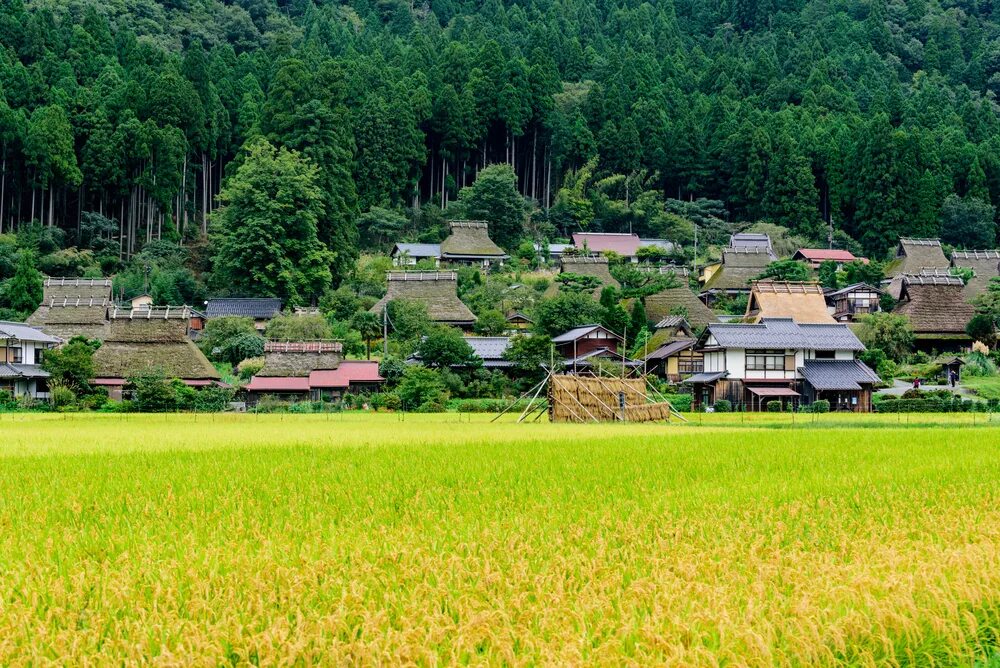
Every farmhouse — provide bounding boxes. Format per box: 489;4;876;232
570;232;675;260
791;248;866;269
440;221;508;266
205;298;283;332
371;271;476;328
245;341;383;403
700;247;777;303
27;277;112;340
685;318;877;411
893;274;975;352
91;307;221;399
410;336;514;371
552;324;641;373
950;249;1000;301
505;312;532;334
0;321;60;400
885;238;950;298
390;243;442;267
745;281;835;324
824;283;882;322
642;317;702;382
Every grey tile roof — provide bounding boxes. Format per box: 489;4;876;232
823;283;881;298
0;363;50;379
683;371;728;383
205;298;283;319
392;243;442;258
0;321;60;344
730;233;772;250
551;324;610;344
799;359;880;390
643;339;695;361
653;315;690;330
464;336;511;362
706;318;865;351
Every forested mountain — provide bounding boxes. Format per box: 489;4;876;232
2;0;1000;291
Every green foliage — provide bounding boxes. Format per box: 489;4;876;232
453;165;525;249
940;195;996;249
757;259;812;282
856;313;915;362
533;292;603;337
265;315;332;341
554;272;601;294
811;400;831;413
767;400;783;412
397;365;447;410
378;356;408;386
1;250;43;316
386;299;433;342
414;326;479;368
503;334;553;381
474;309;507;336
966;314;996;347
843;261;885;287
818;261;839;290
962;351;998;378
129;369;176;412
198;317;261;364
41;336;99;394
713;399;732;412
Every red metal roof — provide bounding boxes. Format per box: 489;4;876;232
793;249;865;262
308;361;384;388
245;376;311;392
572;233;642;256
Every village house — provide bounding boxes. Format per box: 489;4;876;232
440;221;508;267
371;271;476;328
409;336;515;372
0;321;60;400
745;281;836;324
641;317;703;382
824;283;881;322
685;318;878;412
791;248;867;269
884;238;950;298
729;232;773;252
244;341;384;404
893;274;975;352
27;277;112;340
570;232;675;261
91;306;222;399
641;266;719;329
700;246;777;304
390;242;442;267
551;324;641;374
950;249;1000;301
505;312;533;334
205;298;283;332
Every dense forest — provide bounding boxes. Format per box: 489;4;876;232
3;0;1000;298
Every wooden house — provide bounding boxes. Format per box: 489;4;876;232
370;271;476;328
505;312;533;334
391;243;441;267
791;248;866;269
27;277;112;340
642;316;702;382
824;283;881;322
894;275;975;352
551;324;640;374
544;255;620;300
205;298;283;332
700;247;777;304
745;281;835;324
245;341;384;403
950;249;1000;301
685;318;877;411
91;307;222;399
885;238;950;298
440;221;508;267
0;321;60;400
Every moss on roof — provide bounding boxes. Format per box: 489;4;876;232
644;286;718;328
440;221;506;257
370;272;476;324
258;350;343;377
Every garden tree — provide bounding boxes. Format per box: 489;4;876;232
628;300;648;342
474;309;507;336
265;315;332;341
818;260;839;289
610;265;680;299
397;365;447;410
350;311;382;359
212;140;334;305
966;313;996;347
1;250;42;316
41;336;99;394
533;291;603;337
554;272;601;294
939;195;996;249
843;260;885;287
757;259;812;282
973;277;1000;322
198;316;259;360
377;355;407;385
452;164;525;249
218;332;265;367
855;313;914;361
128;368;176;412
599;286;629;336
386;299;433;342
503;333;553;382
414;326;480;368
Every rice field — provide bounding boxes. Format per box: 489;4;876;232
1;412;1000;665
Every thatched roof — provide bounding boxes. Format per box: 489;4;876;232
951;250;1000;301
701;247;774;291
370;271;476;325
895;275;975;335
644;285;718;329
887;238;949;277
40;277;112;301
258;341;344;377
560;256;620;291
746;281;835;324
440;221;506;258
27;277;113;340
92;307;219;381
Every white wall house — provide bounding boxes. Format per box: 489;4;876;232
687;318;879;412
0;322;61;400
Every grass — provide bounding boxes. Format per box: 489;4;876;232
963;376;1000;400
1;412;1000;664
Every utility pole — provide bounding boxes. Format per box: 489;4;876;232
828;215;834;250
382;307;388;357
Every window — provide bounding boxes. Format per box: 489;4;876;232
814;350;835;359
745;349;785;371
678;359;703;375
10;347;22;364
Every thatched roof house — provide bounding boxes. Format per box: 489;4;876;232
27;277;112;340
544;256;620;299
257;341;343;377
950;250;1000;301
746;281;835;324
371;271;476;327
894;275;975;352
642;267;718;329
440;221;507;265
885;238;950;298
91;307;221;394
701;247;776;296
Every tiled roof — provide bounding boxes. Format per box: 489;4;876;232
308;361;384;388
683;371;728;384
463;336;512;361
205;298;283;319
0;363;50;379
799;359;880;390
0;321;60;344
392;243;442;258
572;232;642;256
638;238;676;252
551;324;618;344
824;283;881;298
653;315;690;330
706;318;865;351
730;233;772;250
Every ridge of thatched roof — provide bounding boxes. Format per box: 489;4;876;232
746;281;834;324
370;271;476;325
440;221;506;258
951;250;1000;301
27;277;113;340
41;277;113;301
258;341;344;377
644;284;718;329
559;256;620;290
888;238;949;277
895;278;974;334
702;248;774;291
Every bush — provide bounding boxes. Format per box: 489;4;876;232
811;399;830;413
194;386;234;411
668;394;692;412
50;385;76;409
713;399;732;412
767;400;782;412
237;357;265;380
962;351;998;378
397;365;447;410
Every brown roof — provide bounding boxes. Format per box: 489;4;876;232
92;307;219;381
644;285;718;329
746;281;835;324
370;271;476;325
258;341;344;377
440;221;506;258
27;277;114;339
951;250;1000;301
889;238;950;277
701;248;774;291
895;276;975;334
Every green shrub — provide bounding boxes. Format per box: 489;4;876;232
962;352;998;378
811;399;830;413
669;394;692;412
50;385;76;409
767;400;782;412
713;399;732;412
